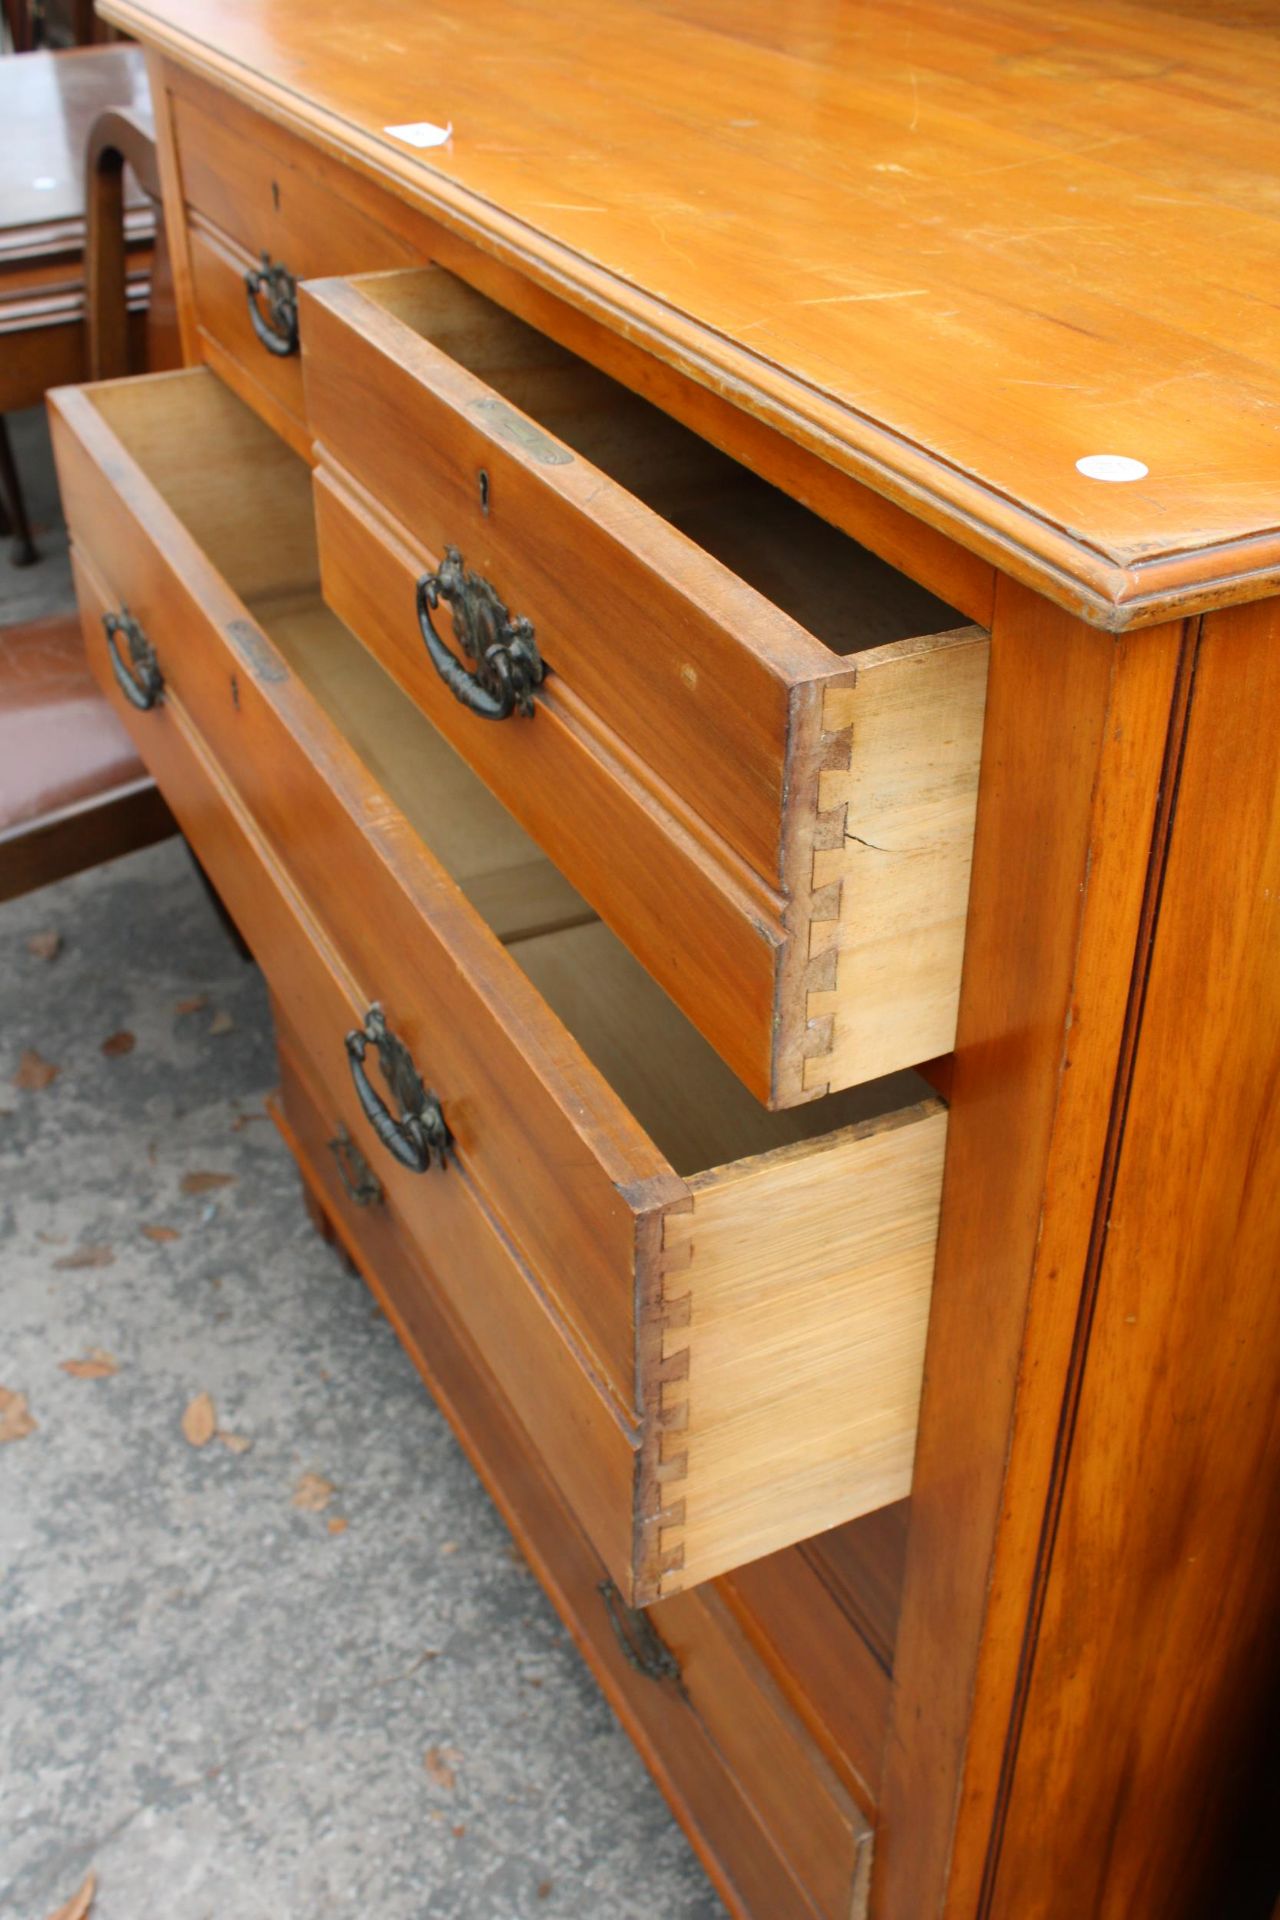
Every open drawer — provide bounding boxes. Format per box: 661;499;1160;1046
50;366;946;1603
301;267;990;1109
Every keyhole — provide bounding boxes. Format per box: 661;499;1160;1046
271;179;280;212
230;672;240;709
478;469;490;514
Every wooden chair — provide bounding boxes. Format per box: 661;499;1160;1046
84;99;180;379
0;45;157;563
0;91;177;900
0;612;173;901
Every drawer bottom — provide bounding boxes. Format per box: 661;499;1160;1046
269;1014;872;1920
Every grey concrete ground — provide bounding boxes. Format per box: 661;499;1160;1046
0;410;725;1920
3;408;74;624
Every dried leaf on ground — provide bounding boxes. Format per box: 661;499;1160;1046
27;930;62;962
100;1031;135;1058
45;1869;96;1920
217;1430;252;1455
142;1224;180;1243
13;1049;59;1091
180;1171;236;1196
60;1350;119;1380
230;1110;269;1132
423;1746;462;1792
208;1010;235;1036
0;1386;37;1443
175;993;208;1016
327;1515;348;1536
181;1391;217;1447
292;1471;335;1512
537;1883;554;1901
53;1245;115;1271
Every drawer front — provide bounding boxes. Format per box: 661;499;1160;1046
69;542;640;1587
301;268;989;1107
186;224;309;454
313;470;783;1101
271;1025;872;1920
49;377;664;1417
51;368;944;1607
168;76;422;454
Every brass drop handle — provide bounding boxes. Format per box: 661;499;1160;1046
103;609;163;710
244;252;299;356
598;1579;682;1686
416;546;544;720
344;1004;450;1174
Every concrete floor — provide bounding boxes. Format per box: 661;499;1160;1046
0;409;725;1920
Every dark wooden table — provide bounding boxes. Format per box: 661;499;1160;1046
0;44;154;417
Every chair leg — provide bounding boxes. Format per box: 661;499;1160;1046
0;417;38;567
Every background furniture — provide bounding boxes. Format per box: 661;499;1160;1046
43;3;1280;1916
0;609;171;901
2;0;116;52
0;44;155;560
0;44;176;898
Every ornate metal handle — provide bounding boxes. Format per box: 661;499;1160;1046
598;1579;682;1686
416;546;544;720
327;1124;383;1207
244;252;299;356
103;609;163;710
344;1004;450;1174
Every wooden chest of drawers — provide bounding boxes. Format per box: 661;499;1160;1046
54;362;946;1606
50;5;1280;1918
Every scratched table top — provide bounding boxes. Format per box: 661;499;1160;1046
103;0;1280;623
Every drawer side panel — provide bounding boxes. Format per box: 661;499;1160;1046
655;1103;947;1595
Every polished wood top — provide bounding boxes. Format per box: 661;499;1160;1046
103;0;1280;627
0;47;151;255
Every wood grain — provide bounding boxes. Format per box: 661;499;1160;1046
988;592;1280;1920
271;1023;872;1920
657;1105;946;1593
186;221;309;453
71;541;643;1585
302;267;962;884
797;627;988;1099
719;1522;899;1819
651;1582;872;1920
50;370;668;1411
102;0;1280;626
52;363;947;1603
314;465;788;1105
877;584;1190;1918
305;269;986;1104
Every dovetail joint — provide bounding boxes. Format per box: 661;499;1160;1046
652;1209;693;1589
801;692;858;1082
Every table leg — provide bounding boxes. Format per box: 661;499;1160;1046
0;416;38;567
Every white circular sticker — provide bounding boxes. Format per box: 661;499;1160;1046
1075;454;1149;483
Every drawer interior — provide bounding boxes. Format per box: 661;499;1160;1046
87;370;928;1180
267;602;926;1178
352;268;962;656
718;1500;910;1813
74;367;943;1594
